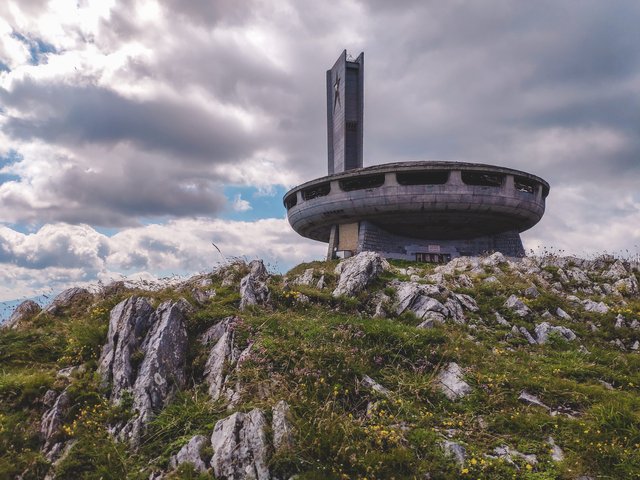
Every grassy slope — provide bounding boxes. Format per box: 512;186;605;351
0;258;639;480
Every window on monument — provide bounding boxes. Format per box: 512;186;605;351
542;184;550;198
514;176;536;194
284;193;298;210
339;174;385;192
397;170;449;185
461;171;504;187
302;182;331;200
346;121;358;131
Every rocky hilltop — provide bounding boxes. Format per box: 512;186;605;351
1;252;639;479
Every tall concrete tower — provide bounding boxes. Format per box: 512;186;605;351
326;50;364;175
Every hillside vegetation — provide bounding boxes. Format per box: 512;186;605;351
1;251;639;480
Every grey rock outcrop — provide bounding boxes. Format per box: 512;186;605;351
210;409;271;480
44;287;92;315
518;391;550;411
272;400;295;452
582;299;609;314
556;307;572;320
3;300;41;329
547;436;565;462
492;445;538;466
361;375;392;398
41;388;70;452
98;297;154;401
534;322;577;344
333;252;389;297
293;268;315;286
169;434;210;473
120;300;189;445
437;362;471;401
203;316;251;404
239;260;270;310
442;440;466;465
504;295;531;317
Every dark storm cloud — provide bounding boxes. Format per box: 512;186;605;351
1;79;258;163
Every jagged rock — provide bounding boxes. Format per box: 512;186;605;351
456;274;474;289
361;375;392;397
293;268;315;286
437;363;471;401
442;440;466;465
504;295;531;317
495;312;511;327
333;252;389;297
518;326;538;345
614;275;639;295
98;297;155;401
43;440;76;480
373;292;391;318
272;400;295;452
204;317;250;403
582;299;609;314
239;260;270;310
483;275;499;284
612;339;627;351
566;267;591;286
413;296;449;318
316;275;326;290
541;310;553;319
602;260;628;281
42;389;58;408
518;391;550;411
41;388;70;452
547;437;565;462
631;340;639;351
481;252;506;268
193;288;216;304
453;293;479;312
444;297;465;324
44;287;92;315
492;445;538;466
210;409;270;480
169;434;210;473
556;307;572;320
3;300;41;329
630;319;640;330
534;322;577;344
417;311;446;329
524;286;540;298
614;314;626;329
120;300;188;446
394;281;442;315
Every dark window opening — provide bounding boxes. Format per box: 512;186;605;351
461;171;504;187
302;182;331;201
284;194;297;210
339;174;385;192
514;176;536;194
397;170;449;185
346;120;358;132
416;253;451;263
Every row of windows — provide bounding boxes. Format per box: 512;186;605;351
284;170;546;210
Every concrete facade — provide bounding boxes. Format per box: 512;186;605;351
326;50;364;175
285;50;549;263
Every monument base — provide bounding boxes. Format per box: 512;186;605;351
328;220;525;261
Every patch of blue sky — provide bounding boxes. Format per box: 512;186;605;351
0;150;21;185
10;31;56;65
0;61;10;73
221;185;288;221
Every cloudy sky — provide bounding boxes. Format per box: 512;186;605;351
0;0;639;301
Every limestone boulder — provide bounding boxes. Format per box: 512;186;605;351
272;400;295;453
169;434;210;473
120;300;189;446
239;260;270;310
98;297;155;401
437;362;471;401
210;409;271;480
3;300;41;329
44;287;93;315
333;251;389;297
504;295;531;317
534;322;577;344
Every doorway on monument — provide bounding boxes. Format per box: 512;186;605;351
415;253;451;263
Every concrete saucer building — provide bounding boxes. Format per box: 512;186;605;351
284;50;550;262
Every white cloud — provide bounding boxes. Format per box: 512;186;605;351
231;193;252;212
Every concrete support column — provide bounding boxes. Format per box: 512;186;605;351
448;170;463;186
326;225;338;260
504;175;514;195
330;180;340;193
384;172;399;187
